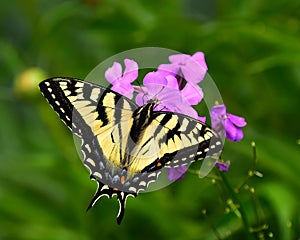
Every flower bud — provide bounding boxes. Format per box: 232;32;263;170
14;68;47;101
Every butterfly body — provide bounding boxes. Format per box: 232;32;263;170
39;77;223;224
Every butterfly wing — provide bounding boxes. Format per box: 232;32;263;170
126;110;223;173
39;77;142;224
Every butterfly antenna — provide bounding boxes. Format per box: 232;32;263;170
151;85;166;110
160;105;168;111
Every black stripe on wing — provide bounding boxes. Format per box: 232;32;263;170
141;111;223;173
39;78;75;131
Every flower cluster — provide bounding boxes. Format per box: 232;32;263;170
104;52;246;180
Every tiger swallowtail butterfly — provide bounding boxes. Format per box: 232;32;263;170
39;77;223;224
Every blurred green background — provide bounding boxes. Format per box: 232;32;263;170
0;0;299;239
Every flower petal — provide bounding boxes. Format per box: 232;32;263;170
227;113;247;127
123;59;138;83
165;75;179;89
158;63;180;76
215;160;230;171
167;166;187;181
210;105;227;118
181;83;203;105
223;118;242;141
111;83;134;99
173;104;200;119
156;86;184;108
169;54;189;64
191;52;208;72
143;71;167;86
181;58;207;84
105;62;122;84
197;116;206;122
234;128;244;141
210;104;227;130
135;92;145;106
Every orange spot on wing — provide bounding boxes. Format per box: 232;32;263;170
120;175;125;184
157;162;162;167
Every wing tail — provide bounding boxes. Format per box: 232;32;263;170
87;177;137;224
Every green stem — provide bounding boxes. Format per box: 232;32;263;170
187;168;221;180
218;171;255;240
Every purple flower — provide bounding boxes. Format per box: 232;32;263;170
158;52;208;84
105;59;138;98
215;160;230;172
146;71;204;106
210;104;247;141
157;52;207;106
143;71;179;89
135;73;203;120
181;83;204;105
166;166;187;181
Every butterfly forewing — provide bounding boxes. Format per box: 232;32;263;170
129;110;223;173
